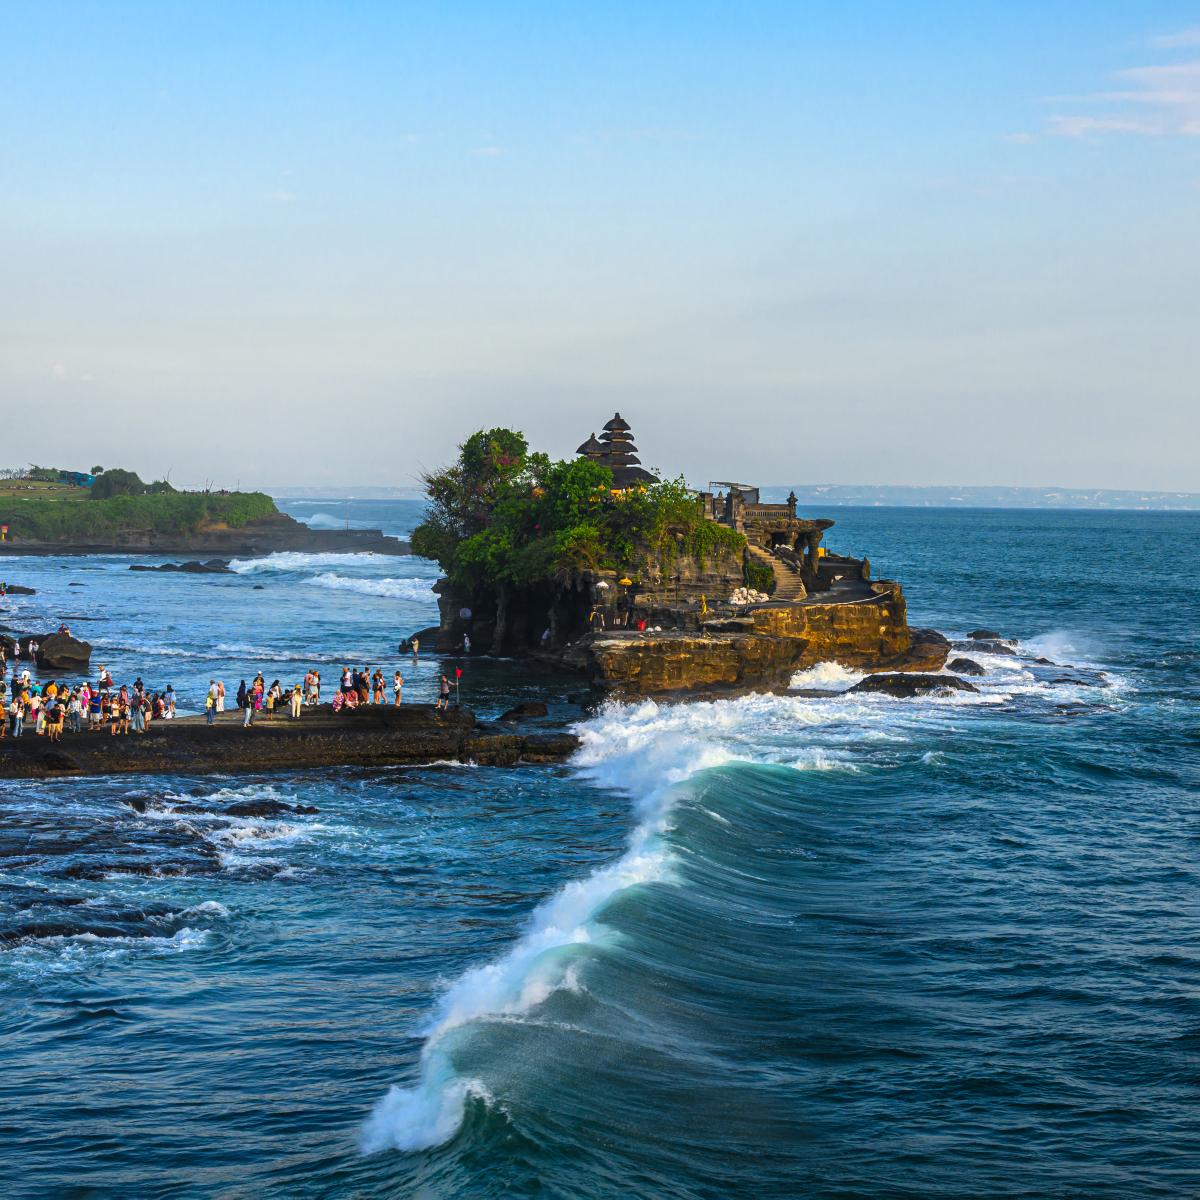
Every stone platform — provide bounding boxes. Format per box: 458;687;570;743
0;704;580;779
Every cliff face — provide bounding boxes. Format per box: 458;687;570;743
431;539;751;654
561;584;944;697
0;513;410;557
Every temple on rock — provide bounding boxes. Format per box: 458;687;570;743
697;482;841;602
576;413;658;492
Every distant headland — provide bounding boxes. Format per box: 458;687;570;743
760;484;1200;510
0;470;409;556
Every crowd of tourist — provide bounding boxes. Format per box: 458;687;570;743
1;660;177;740
0;648;425;740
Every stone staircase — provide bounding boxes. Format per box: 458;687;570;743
746;543;807;602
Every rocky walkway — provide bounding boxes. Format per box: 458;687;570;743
0;704;580;779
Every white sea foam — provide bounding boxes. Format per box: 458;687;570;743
306;573;437;602
227;551;407;573
361;706;687;1156
789;661;865;690
361;664;1132;1156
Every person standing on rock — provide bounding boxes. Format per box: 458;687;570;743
166;684;176;717
411;637;419;665
393;669;403;705
216;680;225;712
308;669;320;705
290;682;302;719
463;633;471;655
437;674;451;710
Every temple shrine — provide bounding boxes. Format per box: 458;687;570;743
576;414;658;491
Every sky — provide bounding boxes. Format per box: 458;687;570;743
2;2;1199;492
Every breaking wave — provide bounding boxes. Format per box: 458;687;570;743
306;574;437;602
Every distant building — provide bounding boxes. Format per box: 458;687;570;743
58;471;96;488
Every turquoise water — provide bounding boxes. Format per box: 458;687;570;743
2;505;1198;1198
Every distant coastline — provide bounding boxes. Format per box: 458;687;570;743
760;485;1200;511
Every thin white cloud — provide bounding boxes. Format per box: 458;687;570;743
1043;58;1200;137
1049;115;1163;137
1148;28;1200;48
471;147;503;156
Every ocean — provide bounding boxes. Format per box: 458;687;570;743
2;502;1198;1198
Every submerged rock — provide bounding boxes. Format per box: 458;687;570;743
129;560;233;574
849;674;979;698
223;800;321;817
954;640;1016;657
947;657;986;676
499;701;549;721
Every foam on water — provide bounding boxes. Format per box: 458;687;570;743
306;573;437;602
227;552;410;573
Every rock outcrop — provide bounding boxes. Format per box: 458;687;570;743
551;584;949;697
848;674;979;698
947;657;986;676
129;560;234;574
36;633;93;669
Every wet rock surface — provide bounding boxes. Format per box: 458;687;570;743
849;673;980;698
947;657;986;676
954;640;1016;656
129;560;233;574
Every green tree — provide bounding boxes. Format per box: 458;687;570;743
89;468;144;499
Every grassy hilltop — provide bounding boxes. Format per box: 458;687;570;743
0;492;277;541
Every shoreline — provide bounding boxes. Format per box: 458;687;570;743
0;513;410;558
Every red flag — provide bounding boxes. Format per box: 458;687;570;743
456;668;462;678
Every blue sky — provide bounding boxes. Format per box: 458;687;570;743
2;2;1198;489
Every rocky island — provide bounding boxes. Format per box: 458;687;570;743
411;417;950;699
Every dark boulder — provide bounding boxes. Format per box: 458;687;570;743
947;657;986;676
968;629;1002;641
36;633;93;670
3;584;36;595
224;800;320;817
849;673;979;698
499;701;549;721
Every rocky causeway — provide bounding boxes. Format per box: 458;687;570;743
0;704;581;780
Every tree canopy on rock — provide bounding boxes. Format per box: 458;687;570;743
411;426;745;593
